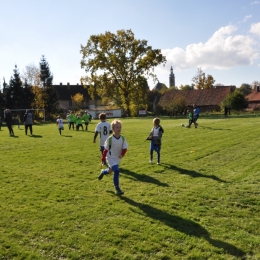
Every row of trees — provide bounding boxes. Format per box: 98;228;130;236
2;29;258;118
0;56;60;119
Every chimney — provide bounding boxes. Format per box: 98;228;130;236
257;86;260;92
67;82;70;85
60;82;62;85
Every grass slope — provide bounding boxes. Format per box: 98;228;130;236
0;116;259;260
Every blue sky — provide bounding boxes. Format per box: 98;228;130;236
0;0;260;89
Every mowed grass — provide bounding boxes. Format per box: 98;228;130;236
0;116;259;260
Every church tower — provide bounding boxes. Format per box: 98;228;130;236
169;66;175;87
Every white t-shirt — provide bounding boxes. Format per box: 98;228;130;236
57;119;64;129
104;135;128;167
95;121;111;146
151;126;160;137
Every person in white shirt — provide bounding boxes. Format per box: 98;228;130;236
93;113;112;165
56;116;64;135
98;119;128;195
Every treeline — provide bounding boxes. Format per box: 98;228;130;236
0;56;60;119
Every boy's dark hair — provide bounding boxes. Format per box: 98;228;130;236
99;113;106;120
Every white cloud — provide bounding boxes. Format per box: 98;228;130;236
160;25;259;72
250;22;260;37
250;1;260;4
243;15;252;22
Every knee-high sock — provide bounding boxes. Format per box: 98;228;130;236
112;165;120;189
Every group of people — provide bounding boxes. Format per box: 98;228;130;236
183;104;200;128
94;113;164;195
2;109;34;136
66;110;92;131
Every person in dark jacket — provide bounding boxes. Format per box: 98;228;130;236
4;109;14;136
23;110;34;135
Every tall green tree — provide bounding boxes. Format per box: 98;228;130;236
39;56;59;117
192;68;215;89
40;55;53;87
80;29;166;115
6;65;25;109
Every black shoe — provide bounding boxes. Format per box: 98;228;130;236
98;171;104;180
115;188;124;195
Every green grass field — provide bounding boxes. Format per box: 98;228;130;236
0;116;259;260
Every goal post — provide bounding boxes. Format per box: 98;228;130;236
4;109;46;121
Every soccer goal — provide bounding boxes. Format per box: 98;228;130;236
5;109;46;121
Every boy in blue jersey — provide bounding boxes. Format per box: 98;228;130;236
97;119;128;195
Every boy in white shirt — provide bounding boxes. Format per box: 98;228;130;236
93;113;111;165
98;119;128;195
56;116;64;135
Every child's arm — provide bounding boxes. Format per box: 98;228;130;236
93;131;99;143
101;149;108;162
119;148;127;158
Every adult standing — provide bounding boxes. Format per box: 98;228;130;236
23;109;34;135
4;109;14;136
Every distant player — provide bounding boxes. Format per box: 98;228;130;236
93;113;112;165
56;116;64;135
148;117;164;164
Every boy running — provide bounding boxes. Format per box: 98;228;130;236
98;119;128;195
93;113;111;165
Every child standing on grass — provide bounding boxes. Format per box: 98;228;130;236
148;117;164;164
187;109;197;128
56;116;64;135
98;119;128;195
93;113;112;165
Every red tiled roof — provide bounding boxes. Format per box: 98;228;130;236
246;90;260;102
158;87;232;108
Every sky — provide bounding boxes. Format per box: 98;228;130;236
0;0;260;90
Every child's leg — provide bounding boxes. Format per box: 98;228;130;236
111;165;123;194
112;165;120;189
150;142;154;162
59;128;62;135
101;167;112;175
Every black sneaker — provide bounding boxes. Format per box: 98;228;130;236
98;170;104;180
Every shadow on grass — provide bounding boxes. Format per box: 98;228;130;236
121;196;246;258
61;135;73;137
200;126;232;131
162;163;226;183
29;134;42;138
120;168;169;187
